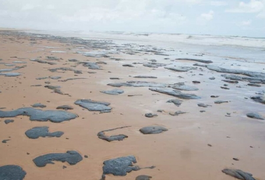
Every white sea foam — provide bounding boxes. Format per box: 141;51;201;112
79;31;265;48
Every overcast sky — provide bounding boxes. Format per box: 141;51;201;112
0;0;264;37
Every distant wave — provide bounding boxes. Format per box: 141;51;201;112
84;31;265;48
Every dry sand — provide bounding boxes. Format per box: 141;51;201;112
0;30;264;180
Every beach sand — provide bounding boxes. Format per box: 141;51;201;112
0;30;264;180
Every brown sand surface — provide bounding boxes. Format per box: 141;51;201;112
0;30;265;180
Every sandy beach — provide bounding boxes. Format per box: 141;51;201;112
0;30;265;180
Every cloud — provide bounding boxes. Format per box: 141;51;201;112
241;20;252;26
200;10;214;21
257;11;265;18
196;10;214;25
0;0;264;36
0;0;191;32
59;1;187;26
226;0;264;13
210;1;227;7
21;4;39;11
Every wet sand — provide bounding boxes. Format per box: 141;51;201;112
0;30;265;180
